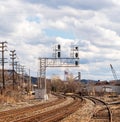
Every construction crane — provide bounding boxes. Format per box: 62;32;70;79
110;64;118;81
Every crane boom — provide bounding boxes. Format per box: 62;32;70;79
110;64;118;81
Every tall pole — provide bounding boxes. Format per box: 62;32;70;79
21;65;25;88
29;68;31;91
14;61;18;82
0;41;7;89
10;50;16;90
17;63;21;86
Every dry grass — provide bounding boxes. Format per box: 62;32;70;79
0;95;12;104
0;85;27;104
0;91;22;104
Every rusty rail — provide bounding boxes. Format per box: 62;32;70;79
85;96;112;122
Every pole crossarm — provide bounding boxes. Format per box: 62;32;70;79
39;57;79;67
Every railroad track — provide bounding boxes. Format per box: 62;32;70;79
85;96;112;122
0;97;66;122
108;101;120;122
14;98;83;122
0;94;84;122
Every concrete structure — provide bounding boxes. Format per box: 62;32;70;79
35;88;48;100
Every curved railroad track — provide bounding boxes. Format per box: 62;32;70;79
0;94;83;122
107;101;120;122
85;96;112;122
14;97;83;122
0;97;66;122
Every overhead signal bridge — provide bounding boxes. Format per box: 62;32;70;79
40;57;79;67
38;44;80;98
39;44;79;68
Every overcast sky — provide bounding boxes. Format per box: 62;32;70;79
0;0;120;81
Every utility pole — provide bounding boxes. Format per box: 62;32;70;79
21;65;25;88
29;68;31;91
17;63;21;86
0;41;7;89
10;50;16;90
14;61;18;82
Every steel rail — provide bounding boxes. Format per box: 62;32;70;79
85;96;112;122
14;98;83;122
0;98;66;122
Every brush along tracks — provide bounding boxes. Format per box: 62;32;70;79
0;96;83;122
85;97;112;122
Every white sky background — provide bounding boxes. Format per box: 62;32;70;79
0;0;120;81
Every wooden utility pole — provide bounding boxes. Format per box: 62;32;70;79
14;61;18;82
17;63;21;85
0;41;7;89
21;65;25;88
10;50;16;90
29;68;31;91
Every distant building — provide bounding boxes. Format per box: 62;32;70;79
86;80;120;95
102;86;113;92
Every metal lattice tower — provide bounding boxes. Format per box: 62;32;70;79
39;58;46;89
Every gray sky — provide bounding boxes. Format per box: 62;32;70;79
0;0;120;81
